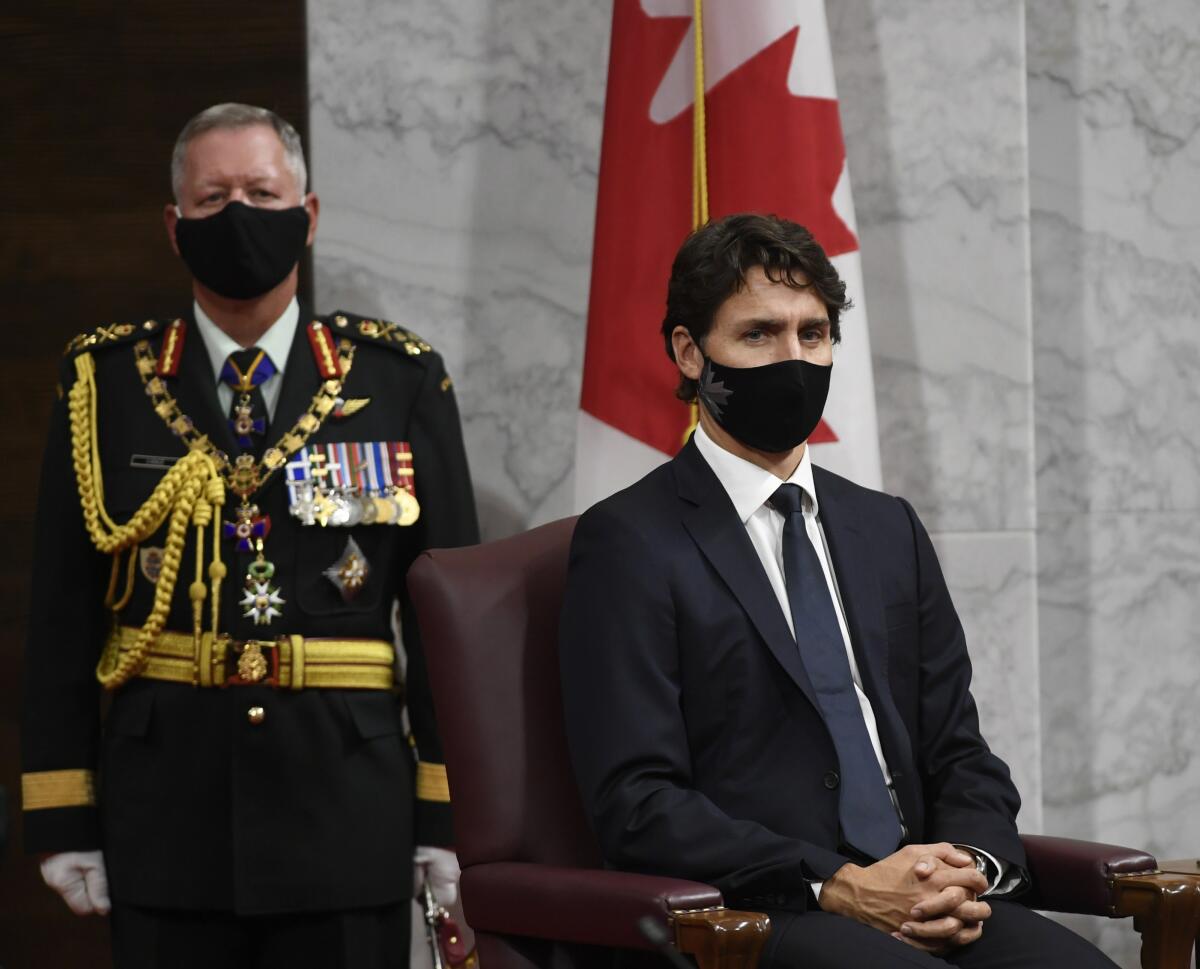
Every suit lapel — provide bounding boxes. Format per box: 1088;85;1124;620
814;468;916;775
175;309;239;458
674;441;819;710
255;306;321;501
271;304;321;439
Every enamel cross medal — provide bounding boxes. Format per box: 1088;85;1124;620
240;536;285;625
223;501;270;552
223;456;287;626
224;501;282;623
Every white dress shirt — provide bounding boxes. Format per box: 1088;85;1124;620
692;424;1010;895
192;298;299;421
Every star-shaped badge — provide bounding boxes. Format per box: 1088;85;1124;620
323;536;370;602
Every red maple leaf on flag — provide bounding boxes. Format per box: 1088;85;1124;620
582;1;856;456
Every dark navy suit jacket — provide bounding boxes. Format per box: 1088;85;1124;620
559;439;1024;912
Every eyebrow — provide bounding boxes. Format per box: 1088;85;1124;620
736;316;830;328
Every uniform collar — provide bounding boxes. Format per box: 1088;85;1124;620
693;422;819;523
191;297;299;384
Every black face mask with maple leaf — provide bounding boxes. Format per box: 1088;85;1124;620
697;356;832;453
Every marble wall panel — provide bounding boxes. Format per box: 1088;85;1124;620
1029;2;1200;963
1037;510;1200;966
308;0;611;539
1029;0;1200;851
1039;512;1200;852
828;0;1035;534
929;532;1043;831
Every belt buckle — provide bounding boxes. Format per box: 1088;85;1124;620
227;639;280;686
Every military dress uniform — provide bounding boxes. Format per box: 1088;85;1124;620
21;305;479;962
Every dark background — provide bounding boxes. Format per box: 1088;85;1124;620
0;3;308;963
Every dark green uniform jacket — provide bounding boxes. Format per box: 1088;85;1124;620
22;306;479;915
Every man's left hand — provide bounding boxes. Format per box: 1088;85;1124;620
414;845;461;907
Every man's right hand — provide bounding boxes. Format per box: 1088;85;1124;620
817;843;990;953
40;850;111;916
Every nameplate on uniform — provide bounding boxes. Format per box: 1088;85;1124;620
130;454;179;471
285;441;419;528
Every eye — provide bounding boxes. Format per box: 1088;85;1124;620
252;189;277;200
801;326;826;343
743;328;766;343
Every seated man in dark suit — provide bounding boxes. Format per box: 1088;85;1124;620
559;213;1116;967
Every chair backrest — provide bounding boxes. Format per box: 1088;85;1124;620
407;516;601;870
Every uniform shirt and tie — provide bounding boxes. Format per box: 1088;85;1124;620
192;297;297;422
692;423;1018;897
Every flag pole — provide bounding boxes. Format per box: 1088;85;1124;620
685;0;708;442
691;0;709;229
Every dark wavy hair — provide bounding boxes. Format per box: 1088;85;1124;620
661;213;851;401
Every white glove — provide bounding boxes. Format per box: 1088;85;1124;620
40;850;111;916
414;845;461;908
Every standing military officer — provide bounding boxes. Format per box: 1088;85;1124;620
21;103;479;968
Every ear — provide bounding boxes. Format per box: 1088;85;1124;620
671;325;704;383
163;203;181;257
303;192;320;246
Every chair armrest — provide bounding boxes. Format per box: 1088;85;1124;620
461;861;724;949
1020;833;1157;915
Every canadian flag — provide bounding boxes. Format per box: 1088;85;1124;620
575;0;881;510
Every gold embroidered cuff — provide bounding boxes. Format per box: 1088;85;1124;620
22;769;97;811
416;761;451;803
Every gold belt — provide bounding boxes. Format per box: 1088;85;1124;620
109;625;395;691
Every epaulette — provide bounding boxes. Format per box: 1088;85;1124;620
63;320;164;357
327;311;435;360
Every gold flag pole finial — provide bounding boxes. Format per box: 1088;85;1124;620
684;0;709;443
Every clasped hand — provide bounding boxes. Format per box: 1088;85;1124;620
819;842;991;954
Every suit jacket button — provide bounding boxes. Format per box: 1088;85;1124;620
823;770;840;790
247;705;266;725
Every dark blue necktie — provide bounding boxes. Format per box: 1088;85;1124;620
220;347;276;456
771;483;903;860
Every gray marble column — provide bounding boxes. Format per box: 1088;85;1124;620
308;0;610;540
1029;1;1200;964
829;0;1043;828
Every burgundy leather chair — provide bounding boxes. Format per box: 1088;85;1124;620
408;517;1200;969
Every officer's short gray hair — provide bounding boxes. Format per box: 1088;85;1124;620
171;103;308;201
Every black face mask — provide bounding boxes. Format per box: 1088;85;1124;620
175;201;310;300
697;356;832;453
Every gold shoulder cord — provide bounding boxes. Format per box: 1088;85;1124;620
69;335;355;689
69;351;225;689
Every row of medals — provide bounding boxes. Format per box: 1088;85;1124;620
289;479;420;528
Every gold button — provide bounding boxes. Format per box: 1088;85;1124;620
247;706;266;725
